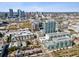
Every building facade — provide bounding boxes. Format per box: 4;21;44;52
8;29;35;41
17;9;25;20
39;32;73;51
9;9;13;18
17;9;22;18
0;39;4;56
5;29;35;48
42;20;56;33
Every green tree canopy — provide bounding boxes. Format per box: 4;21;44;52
0;32;4;38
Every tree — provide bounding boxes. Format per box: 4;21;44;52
6;34;11;43
0;32;4;38
34;35;37;38
26;41;31;47
27;41;31;45
72;42;75;46
8;46;17;54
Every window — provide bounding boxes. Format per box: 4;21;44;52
52;45;54;49
63;35;65;37
2;46;3;48
56;43;59;49
60;42;63;48
58;35;60;37
54;36;57;38
0;50;2;51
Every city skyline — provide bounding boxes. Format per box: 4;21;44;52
0;2;79;12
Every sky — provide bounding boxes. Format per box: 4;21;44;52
0;2;79;12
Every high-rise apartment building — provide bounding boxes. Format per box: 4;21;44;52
42;20;56;33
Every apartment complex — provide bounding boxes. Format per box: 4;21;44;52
39;32;73;51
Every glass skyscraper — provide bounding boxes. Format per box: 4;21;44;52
43;20;56;33
9;9;13;18
17;9;25;19
17;9;22;18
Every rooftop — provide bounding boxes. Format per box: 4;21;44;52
5;28;34;37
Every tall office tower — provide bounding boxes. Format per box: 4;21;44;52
42;20;56;33
4;13;8;18
21;11;25;17
17;9;22;18
9;9;13;18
